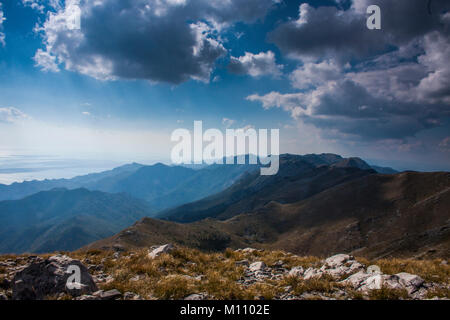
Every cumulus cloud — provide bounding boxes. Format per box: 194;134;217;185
228;51;282;77
269;0;450;62
33;48;59;72
21;0;46;12
222;118;236;128
0;3;5;47
249;1;450;142
0;107;30;124
33;0;279;84
290;60;342;90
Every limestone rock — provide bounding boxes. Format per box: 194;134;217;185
148;244;174;259
288;266;305;277
249;261;266;272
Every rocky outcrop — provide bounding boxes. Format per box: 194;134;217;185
12;254;97;300
148;244;174;259
285;254;432;299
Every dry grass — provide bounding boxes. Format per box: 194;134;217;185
78;247;326;300
282;274;344;298
364;258;449;284
1;247;449;300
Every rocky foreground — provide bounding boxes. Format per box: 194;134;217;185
0;245;448;300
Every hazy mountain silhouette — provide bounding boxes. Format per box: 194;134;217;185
0;188;153;253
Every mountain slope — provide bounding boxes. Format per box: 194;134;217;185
0;188;154;253
158;154;375;222
87;171;450;259
0;162;144;201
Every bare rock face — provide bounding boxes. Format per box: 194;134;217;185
286;253;430;299
12;254;97;300
148;244;174;259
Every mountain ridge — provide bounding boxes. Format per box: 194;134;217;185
85;171;450;259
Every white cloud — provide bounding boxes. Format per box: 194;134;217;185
246;91;307;119
290;60;341;90
33;0;278;84
222;118;236;127
33;48;60;72
21;0;46;13
0;107;30;124
228;51;282;77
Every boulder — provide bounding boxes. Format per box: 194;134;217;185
249;261;266;272
303;267;322;280
316;254;365;278
395;272;424;294
94;289;122;300
12;254;97;300
358;274;403;292
288;266;305;277
148;244;174;259
324;254;353;268
342;271;372;288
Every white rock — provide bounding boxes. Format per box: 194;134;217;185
342;271;372;288
303;267;322;280
324;254;352;268
288;266;304;277
249;261;266;272
148;244;174;259
395;272;424;294
359;274;403;292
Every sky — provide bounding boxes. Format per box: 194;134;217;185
0;0;449;182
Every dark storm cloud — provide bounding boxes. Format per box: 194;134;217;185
269;0;450;62
34;0;279;84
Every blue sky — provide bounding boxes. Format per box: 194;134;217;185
0;0;449;179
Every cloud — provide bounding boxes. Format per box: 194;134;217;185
0;107;30;124
228;51;282;77
81;111;90;116
33;48;59;72
33;0;279;84
21;0;46;13
0;3;5;46
269;1;450;62
248;1;450;142
290;60;342;90
222;118;236;128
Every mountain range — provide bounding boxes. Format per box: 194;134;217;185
2;152;447;259
87;170;450;259
0;188;153;253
